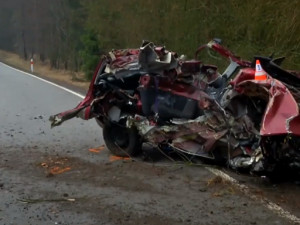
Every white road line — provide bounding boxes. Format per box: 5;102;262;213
207;167;300;224
3;62;300;224
0;62;85;99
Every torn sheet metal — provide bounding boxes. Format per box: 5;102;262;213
231;71;300;136
129;98;258;160
50;42;180;127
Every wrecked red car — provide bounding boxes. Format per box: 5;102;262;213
50;39;300;175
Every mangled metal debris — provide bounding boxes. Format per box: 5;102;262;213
50;39;300;176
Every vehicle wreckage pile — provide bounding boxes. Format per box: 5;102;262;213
50;39;300;177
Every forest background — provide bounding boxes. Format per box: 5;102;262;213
0;0;299;79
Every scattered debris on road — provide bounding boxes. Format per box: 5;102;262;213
39;157;72;176
17;198;76;204
88;145;106;153
109;155;131;162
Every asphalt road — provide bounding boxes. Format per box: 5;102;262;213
0;62;299;225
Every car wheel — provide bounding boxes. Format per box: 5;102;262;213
103;122;142;157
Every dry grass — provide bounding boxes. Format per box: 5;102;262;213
206;175;230;186
206;175;236;197
0;50;90;90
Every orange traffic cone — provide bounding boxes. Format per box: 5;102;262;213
255;59;268;81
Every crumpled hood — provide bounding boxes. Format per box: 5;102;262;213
232;70;300;136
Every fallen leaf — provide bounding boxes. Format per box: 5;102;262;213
109;155;130;162
40;162;48;168
49;166;71;175
89;149;100;153
89;145;106;153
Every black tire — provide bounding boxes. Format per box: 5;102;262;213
103;122;142;157
95;117;104;128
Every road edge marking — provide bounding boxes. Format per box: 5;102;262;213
2;62;300;224
0;62;85;99
207;167;300;224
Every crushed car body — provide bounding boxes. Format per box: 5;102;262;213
50;39;300;176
